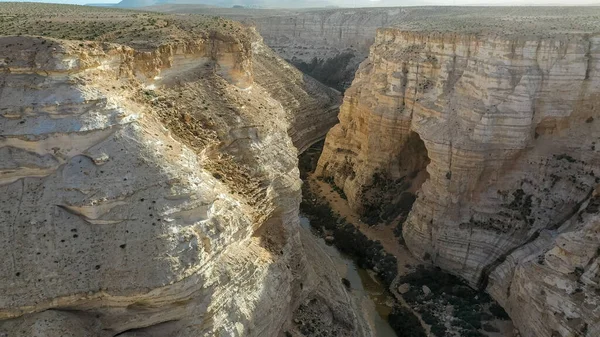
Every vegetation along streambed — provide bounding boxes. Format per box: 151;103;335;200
298;142;513;337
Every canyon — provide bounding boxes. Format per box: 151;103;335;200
1;3;600;337
223;7;600;335
150;5;406;90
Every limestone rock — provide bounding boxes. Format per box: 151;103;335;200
250;36;341;153
0;310;100;337
397;283;410;294
250;9;397;90
199;7;411;90
0;27;353;337
317;28;600;337
198;6;600;93
422;285;431;296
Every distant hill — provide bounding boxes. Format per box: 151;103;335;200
113;0;334;9
88;0;600;9
86;3;120;6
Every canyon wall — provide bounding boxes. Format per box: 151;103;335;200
0;21;365;337
248;8;406;90
153;6;413;90
317;29;600;336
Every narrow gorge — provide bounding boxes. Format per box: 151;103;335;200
314;13;600;337
1;4;600;337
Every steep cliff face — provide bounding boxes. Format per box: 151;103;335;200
174;6;600;95
169;7;413;91
250;8;405;90
0;11;361;336
250;38;341;153
317;29;600;336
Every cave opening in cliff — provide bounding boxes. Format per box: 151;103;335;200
360;131;430;227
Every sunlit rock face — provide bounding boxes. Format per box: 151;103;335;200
0;31;363;337
317;28;600;337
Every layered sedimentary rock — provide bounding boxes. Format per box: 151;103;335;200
317;28;600;336
249;8;402;90
250;40;341;153
153;6;413;90
0;15;363;336
157;6;600;95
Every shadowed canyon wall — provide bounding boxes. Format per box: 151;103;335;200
249;8;406;91
317;28;600;337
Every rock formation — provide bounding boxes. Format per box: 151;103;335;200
317;27;600;337
248;8;397;90
153;6;600;96
151;6;413;90
0;7;364;336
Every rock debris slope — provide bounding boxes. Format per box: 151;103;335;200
0;6;363;337
317;25;600;337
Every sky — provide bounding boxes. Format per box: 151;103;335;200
0;0;599;6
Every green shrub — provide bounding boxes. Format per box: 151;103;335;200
388;306;427;337
420;311;437;325
483;323;500;333
430;323;447;336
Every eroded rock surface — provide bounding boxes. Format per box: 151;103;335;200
0;8;363;336
317;28;600;337
150;6;413;90
250;8;401;91
153;6;600;95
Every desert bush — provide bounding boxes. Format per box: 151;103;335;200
430;323;447;336
483;323;500;333
388;306;427;337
